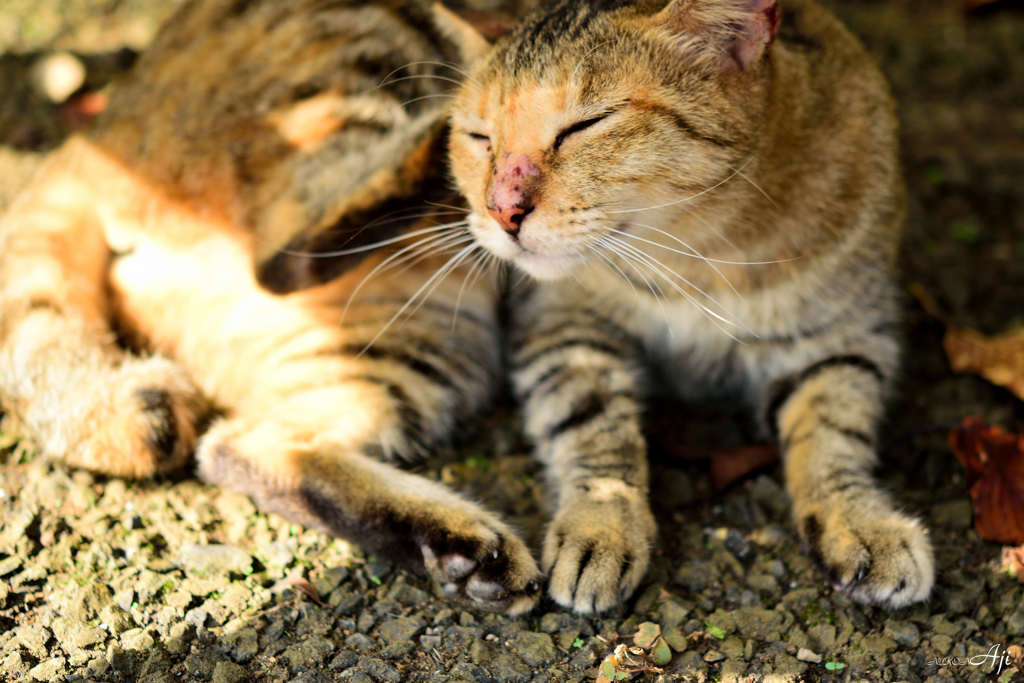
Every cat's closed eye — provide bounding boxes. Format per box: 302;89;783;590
553;114;609;151
467;132;492;149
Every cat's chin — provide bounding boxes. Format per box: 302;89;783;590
513;250;586;281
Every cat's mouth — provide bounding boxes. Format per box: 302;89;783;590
467;211;589;281
513;246;587;281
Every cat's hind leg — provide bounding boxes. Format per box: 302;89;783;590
0;139;204;477
765;352;934;608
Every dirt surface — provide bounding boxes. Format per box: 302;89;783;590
1;1;1023;682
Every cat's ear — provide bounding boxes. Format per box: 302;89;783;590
655;0;780;72
431;3;508;67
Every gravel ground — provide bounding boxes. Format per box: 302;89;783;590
2;1;1024;682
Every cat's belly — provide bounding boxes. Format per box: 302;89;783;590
108;232;347;408
109;227;494;412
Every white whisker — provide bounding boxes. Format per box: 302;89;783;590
340;228;468;322
588;243;641;305
378;73;466;89
608;223;744;302
400;92;456;107
378;60;481;89
451;250;490;332
278;219;467;258
606;158;752;215
424;200;471;214
385;233;476;278
572;40;613;81
597;237;674;336
355;244;478;355
605;235;752;340
608;223;798;266
677;204;741;251
511;267;530;289
400;245;478;324
730;166;777;208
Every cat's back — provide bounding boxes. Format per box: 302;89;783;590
83;0;469;287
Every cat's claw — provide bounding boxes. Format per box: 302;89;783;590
542;481;656;614
798;502;934;609
420;528;542;615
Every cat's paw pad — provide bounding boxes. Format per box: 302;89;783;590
83;356;205;477
420;524;542;615
543;481;656;614
799;505;934;609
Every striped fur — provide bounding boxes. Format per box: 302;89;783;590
449;0;934;611
0;0;542;613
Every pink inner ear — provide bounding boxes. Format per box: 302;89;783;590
730;0;780;71
764;2;780;43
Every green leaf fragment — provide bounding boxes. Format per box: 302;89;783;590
634;621;662;648
662;626;687;652
951;220;981;245
651;636;672;666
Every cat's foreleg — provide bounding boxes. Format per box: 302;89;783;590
0;140;203;477
196;284;542;614
510;287;656;613
765;355;934;608
198;410;541;614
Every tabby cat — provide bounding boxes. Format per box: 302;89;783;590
0;0;544;613
448;0;935;612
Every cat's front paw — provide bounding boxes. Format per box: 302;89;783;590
797;501;934;609
542;480;656;614
420;518;542;615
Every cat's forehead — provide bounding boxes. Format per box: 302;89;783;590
494;0;654;78
455;79;568;132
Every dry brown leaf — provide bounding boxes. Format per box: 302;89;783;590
709;445;780;492
911;282;1024;401
275;576;326;606
965;0;1003;11
944;327;1024;402
949;417;1024;545
647;410;779;490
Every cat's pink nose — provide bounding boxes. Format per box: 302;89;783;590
488;154;540;238
488;204;534;237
